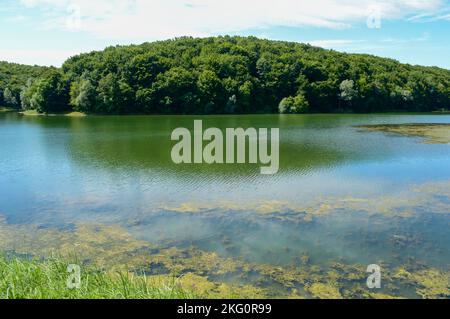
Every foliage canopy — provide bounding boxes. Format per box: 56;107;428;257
1;36;450;114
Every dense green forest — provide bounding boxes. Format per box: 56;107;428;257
1;36;450;114
0;62;49;109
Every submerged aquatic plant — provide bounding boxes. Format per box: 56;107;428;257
357;124;450;144
0;204;448;299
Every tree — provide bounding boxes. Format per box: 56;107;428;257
97;73;134;113
197;70;222;113
126;53;172;88
237;80;253;113
2;37;450;115
20;78;37;110
339;80;358;102
3;87;18;108
339;79;358;111
135;88;155;113
279;94;309;114
30;70;70;113
0;61;48;108
70;77;96;112
225;95;237;114
150;67;198;113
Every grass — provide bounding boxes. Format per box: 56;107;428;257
19;110;86;117
0;107;14;113
0;255;196;299
19;110;41;116
65;111;86;117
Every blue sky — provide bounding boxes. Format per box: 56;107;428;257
1;0;449;68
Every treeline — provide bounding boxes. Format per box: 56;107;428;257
2;36;450;114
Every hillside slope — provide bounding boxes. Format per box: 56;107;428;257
4;36;450;114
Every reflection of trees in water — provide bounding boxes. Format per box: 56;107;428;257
61;115;359;177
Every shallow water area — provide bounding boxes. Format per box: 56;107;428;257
1;112;449;298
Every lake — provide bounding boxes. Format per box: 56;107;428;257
0;112;449;298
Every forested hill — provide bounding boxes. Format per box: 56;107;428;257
2;36;450;114
0;62;49;109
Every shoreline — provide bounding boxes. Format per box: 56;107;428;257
0;107;16;113
18;110;87;117
9;110;450;117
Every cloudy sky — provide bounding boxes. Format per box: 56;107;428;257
1;0;449;68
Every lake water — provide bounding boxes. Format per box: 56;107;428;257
0;112;449;298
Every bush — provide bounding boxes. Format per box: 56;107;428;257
279;95;310;114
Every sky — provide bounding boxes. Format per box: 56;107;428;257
0;0;449;69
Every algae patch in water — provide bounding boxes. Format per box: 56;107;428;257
307;283;343;299
394;268;450;299
0;217;448;299
357;123;450;144
160;180;450;222
0;220;265;298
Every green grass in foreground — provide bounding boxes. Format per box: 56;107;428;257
0;256;196;299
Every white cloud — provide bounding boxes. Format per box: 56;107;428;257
19;0;446;40
407;6;450;21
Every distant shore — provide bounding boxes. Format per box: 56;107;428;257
0;107;15;113
19;110;87;117
1;107;449;117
